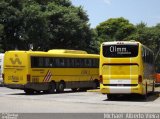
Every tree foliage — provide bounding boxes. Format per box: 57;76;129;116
127;23;160;71
0;0;95;52
96;17;135;42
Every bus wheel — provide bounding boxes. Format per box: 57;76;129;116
24;89;34;94
48;82;56;94
71;88;78;92
93;80;99;89
36;91;41;94
107;94;116;100
56;82;65;93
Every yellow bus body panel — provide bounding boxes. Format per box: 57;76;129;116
4;51;28;85
30;68;99;83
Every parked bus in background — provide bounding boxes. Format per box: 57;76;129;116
99;41;155;100
155;73;160;86
3;50;99;94
0;53;4;85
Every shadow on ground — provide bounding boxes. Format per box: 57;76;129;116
8;89;90;96
103;91;160;102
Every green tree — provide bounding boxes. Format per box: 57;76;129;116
96;17;135;42
0;0;96;53
127;22;160;71
22;2;49;50
0;24;4;52
0;0;24;51
45;3;92;51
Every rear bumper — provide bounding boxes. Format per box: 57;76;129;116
100;83;143;94
5;84;25;89
5;83;49;91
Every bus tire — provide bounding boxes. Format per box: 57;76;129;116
48;82;56;94
24;89;34;94
107;94;116;100
93;79;99;89
36;91;41;94
56;82;65;93
71;88;78;92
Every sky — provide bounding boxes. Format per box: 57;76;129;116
72;0;160;28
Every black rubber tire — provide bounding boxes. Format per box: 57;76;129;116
48;82;56;94
24;89;34;94
93;80;99;89
107;94;116;100
71;88;78;92
56;82;65;93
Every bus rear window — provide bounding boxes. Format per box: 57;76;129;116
103;44;139;57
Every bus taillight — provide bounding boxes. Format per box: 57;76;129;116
138;75;142;84
2;73;4;80
27;74;31;82
100;75;103;83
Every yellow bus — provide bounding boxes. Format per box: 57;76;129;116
99;41;155;99
3;49;99;94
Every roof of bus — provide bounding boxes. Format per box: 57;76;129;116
102;41;140;45
48;49;87;54
5;50;99;58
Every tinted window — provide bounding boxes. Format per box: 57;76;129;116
31;56;99;68
103;44;139;57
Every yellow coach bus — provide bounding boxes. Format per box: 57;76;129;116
3;49;99;94
99;41;155;99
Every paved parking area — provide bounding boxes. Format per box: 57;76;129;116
0;87;160;113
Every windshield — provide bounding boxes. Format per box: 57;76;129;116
103;44;139;57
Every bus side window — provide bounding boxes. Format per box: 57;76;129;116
31;57;38;68
84;59;88;67
70;59;74;68
93;59;99;68
44;58;50;67
59;58;65;67
55;58;59;67
80;59;84;68
49;58;54;67
31;57;44;68
64;58;68;67
85;59;92;67
96;59;99;67
89;59;92;67
75;59;81;67
38;57;44;67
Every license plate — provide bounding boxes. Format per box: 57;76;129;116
110;79;131;84
12;76;19;82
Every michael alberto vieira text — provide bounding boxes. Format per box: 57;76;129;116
104;113;160;119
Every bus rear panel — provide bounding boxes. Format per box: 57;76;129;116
3;51;29;89
100;41;155;98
